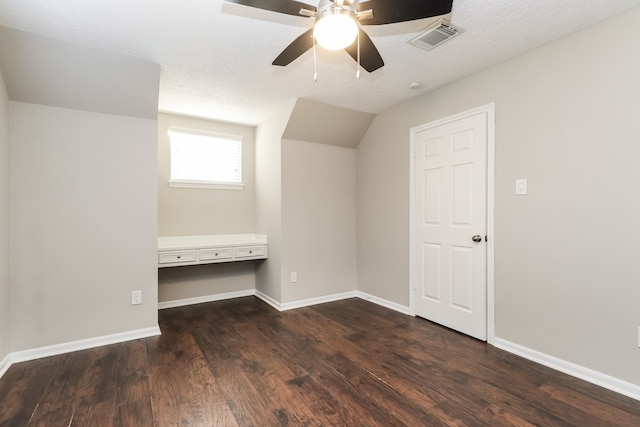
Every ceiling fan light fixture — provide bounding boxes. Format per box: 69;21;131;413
314;10;358;51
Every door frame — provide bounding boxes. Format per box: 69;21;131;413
409;103;496;344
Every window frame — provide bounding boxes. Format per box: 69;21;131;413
167;127;244;190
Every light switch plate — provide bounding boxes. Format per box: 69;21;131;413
515;178;528;195
131;290;142;305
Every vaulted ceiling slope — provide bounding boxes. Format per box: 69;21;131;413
0;0;639;125
0;27;160;120
283;99;375;148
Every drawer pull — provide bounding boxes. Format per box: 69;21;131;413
177;255;181;259
249;250;253;254
215;253;219;256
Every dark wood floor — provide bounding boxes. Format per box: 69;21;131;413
1;297;639;426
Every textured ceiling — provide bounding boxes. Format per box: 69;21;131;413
0;0;639;125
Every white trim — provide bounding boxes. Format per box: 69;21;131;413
485;104;496;345
494;338;640;402
280;291;358;311
158;289;255;309
0;353;11;378
356;291;411;315
254;289;410;315
408;103;496;343
168;127;243;141
0;326;160;380
254;289;283;311
409;121;417;316
168;180;244;190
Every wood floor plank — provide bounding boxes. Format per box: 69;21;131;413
477;401;573;427
281;308;448;419
537;382;640;427
115;339;150;406
27;351;94;425
234;314;369;425
71;400;115;427
543;373;640;417
256;310;435;425
113;397;152;427
290;306;450;400
164;306;273;426
74;344;119;408
147;321;237;426
0;364;45;425
1;296;638;426
309;300;572;421
226;322;327;426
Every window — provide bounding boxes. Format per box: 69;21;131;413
168;129;243;189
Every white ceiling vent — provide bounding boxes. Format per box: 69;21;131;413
408;21;461;51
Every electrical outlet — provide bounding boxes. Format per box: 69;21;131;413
131;290;142;305
515;178;528;195
290;272;298;283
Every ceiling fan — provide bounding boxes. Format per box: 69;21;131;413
225;0;454;73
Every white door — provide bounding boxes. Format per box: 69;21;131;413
411;110;488;341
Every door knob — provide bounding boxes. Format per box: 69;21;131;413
472;235;483;243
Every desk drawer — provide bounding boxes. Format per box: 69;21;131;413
199;248;233;261
234;245;266;259
158;250;197;264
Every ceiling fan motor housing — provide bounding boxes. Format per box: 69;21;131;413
316;0;356;17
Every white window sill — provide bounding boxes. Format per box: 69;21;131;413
168;180;244;190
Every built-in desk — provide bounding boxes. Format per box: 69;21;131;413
158;234;268;268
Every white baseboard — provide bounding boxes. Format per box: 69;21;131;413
0;353;11;378
254;290;282;311
256;290;358;311
494;338;640;402
356;291;411;315
0;325;161;380
254;289;410;315
158;289;256;310
280;291;359;311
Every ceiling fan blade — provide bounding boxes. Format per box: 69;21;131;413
272;28;314;66
357;0;453;25
344;28;384;72
226;0;316;16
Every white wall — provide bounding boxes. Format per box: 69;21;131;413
281;140;357;303
158;262;255;304
10;102;158;351
157;113;257;304
0;67;9;362
255;100;360;306
0;27;159;120
357;8;640;386
254;103;293;302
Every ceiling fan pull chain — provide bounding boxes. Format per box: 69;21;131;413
356;26;361;79
313;36;318;82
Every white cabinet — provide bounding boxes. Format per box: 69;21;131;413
199;248;233;262
158;250;197;265
158;234;268;268
234;245;266;259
